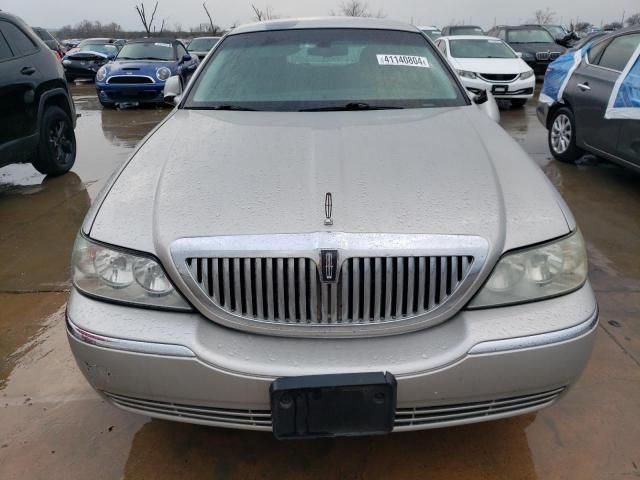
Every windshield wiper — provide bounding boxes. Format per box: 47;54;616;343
207;104;257;111
299;102;404;112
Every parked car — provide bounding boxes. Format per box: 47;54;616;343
524;24;578;48
538;28;640;171
441;25;484;36
62;40;120;81
568;31;610;52
487;25;567;75
187;36;221;60
435;35;535;107
68;17;597;440
65;37;116;56
94;38;198;107
0;12;77;175
417;26;442;41
32;27;65;59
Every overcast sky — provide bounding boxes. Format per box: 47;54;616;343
3;0;637;31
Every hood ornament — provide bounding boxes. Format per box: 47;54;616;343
324;192;333;226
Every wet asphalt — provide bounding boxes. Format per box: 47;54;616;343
0;83;639;479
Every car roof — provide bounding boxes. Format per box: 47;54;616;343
444;25;483;29
504;25;547;31
417;26;439;30
441;35;501;41
191;36;221;39
230;17;421;35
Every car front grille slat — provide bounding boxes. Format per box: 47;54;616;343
479;73;518;82
106;75;154;84
187;255;473;326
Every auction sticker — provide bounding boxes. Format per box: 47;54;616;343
376;54;430;67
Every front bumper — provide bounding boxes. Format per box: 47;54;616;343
96;83;165;105
461;76;535;99
67;284;598;432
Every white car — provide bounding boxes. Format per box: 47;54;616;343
435;35;535;107
417;25;442;41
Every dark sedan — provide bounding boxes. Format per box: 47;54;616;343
187;36;221;60
538;28;640;172
488;26;566;75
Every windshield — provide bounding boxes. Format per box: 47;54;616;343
422;29;442;41
188;37;220;51
79;43;119;55
186;29;466;111
450;39;516;58
507;29;554;43
117;42;175;61
451;27;484;35
545;25;566;38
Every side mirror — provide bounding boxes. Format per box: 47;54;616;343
163;75;183;105
181;54;192;63
471;89;500;123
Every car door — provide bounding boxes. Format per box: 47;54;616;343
0;20;42;165
567;32;640;157
177;42;196;81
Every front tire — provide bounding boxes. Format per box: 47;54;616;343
32;106;76;176
548;107;584;163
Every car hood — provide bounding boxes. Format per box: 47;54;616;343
87;107;573;262
450;57;531;74
107;60;176;74
509;43;566;54
65;51;110;60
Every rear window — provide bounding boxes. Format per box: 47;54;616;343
451;27;484;35
186;28;466;111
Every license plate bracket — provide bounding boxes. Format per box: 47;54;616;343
492;85;508;94
270;372;397;440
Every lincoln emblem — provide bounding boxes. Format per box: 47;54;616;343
320;250;339;283
324;192;333;226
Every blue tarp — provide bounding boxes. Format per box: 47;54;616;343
539;44;592;105
606;44;640;120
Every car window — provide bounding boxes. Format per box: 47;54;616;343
33;28;55;42
177;43;189;58
0;21;37;56
0;29;15;61
437;40;447;55
79;43;119;55
187;28;467;111
451;27;484;35
117;42;175;61
188;38;219;51
507;29;554;44
497;29;507;41
449;39;516;58
596;33;640;71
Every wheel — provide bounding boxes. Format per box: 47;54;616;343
548;107;584;163
510;98;527;108
32;106;76;176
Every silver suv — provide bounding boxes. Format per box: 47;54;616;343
67;17;597;439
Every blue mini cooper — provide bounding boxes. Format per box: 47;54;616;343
95;38;199;107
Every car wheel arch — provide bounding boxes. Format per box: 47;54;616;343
38;88;74;129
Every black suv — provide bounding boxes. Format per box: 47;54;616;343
487;25;566;75
0;12;76;175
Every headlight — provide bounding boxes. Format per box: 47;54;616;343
72;235;191;311
468;230;587;308
457;70;477;79
96;66;107;82
63;59;71;66
156;67;171;81
520;69;535;80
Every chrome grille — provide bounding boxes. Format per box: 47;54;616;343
535;51;561;61
186;255;474;325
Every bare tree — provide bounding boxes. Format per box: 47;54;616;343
135;1;160;36
533;8;556;25
626;12;640;26
333;0;385;18
251;4;277;21
574;21;592;34
603;21;623;30
203;2;216;32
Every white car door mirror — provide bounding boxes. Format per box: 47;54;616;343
163;76;183;106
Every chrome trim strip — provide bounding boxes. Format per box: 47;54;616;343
170;233;490;338
66;316;195;358
469;308;598;355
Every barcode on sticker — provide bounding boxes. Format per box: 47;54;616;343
376;55;430;67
